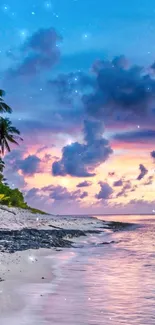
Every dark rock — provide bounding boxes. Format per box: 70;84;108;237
0;228;88;253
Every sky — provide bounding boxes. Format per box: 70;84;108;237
1;0;155;214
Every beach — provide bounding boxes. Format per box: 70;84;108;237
0;205;109;323
0;207;155;324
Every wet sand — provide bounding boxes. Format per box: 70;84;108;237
0;205;106;323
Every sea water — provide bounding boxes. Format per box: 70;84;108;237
2;215;155;324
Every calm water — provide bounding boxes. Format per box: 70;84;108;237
4;215;155;324
41;215;155;325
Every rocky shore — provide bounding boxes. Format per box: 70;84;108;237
0;205;133;254
0;205;135;321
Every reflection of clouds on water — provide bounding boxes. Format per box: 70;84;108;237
40;220;155;324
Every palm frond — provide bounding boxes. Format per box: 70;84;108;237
4;139;11;152
6;135;19;145
0;90;5;97
0;117;22;155
0;102;12;113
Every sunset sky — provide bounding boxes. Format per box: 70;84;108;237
1;0;155;214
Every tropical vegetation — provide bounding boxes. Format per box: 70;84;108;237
0;89;46;213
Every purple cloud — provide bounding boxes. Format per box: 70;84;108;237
5;150;41;176
18;155;41;176
96;182;113;200
137;164;148;181
151;151;155;159
76;181;92;188
113;179;123;187
144;175;154;185
42;185;87;201
52;119;113;177
8;27;62;77
80;191;88;199
84;56;155;121
113;130;155;143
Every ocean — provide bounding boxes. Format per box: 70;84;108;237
1;215;155;324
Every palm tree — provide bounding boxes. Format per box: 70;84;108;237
0;117;23;156
0;90;12;114
0;157;5;173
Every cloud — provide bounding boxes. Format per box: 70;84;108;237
83;56;155;121
48;71;94;106
76;180;92;188
144;175;154;185
123;181;132;190
52;119;113;177
116;180;134;198
18;155;41;176
80;191;88;199
137;164;148;180
8;27;62;77
96;182;113;200
116;189;127;198
113;130;155;143
42;185;87;201
113;179;123;187
151;150;155;159
108;172;115;177
25;187;39;200
5;150;42;176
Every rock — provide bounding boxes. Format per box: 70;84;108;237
0;228;88;253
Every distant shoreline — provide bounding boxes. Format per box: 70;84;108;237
59;213;155;216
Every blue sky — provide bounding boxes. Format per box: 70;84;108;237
1;0;155;69
1;0;155;214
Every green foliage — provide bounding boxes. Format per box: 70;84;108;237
28;207;48;215
0;193;10;202
0;89;47;215
0;117;23;155
0;183;47;214
0;90;12;114
0;183;27;208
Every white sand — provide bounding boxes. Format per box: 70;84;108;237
0;204;103;230
0;249;54;316
0;205;105;323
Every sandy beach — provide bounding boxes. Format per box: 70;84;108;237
0;207;155;324
0;205;107;323
0;205;135;324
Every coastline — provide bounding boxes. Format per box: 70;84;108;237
0;205;102;320
0;205;133;322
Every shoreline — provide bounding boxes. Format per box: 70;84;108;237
0;205;134;322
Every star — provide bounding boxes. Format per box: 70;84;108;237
44;1;52;10
4;5;8;11
19;29;28;40
53;12;59;18
31;11;35;15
